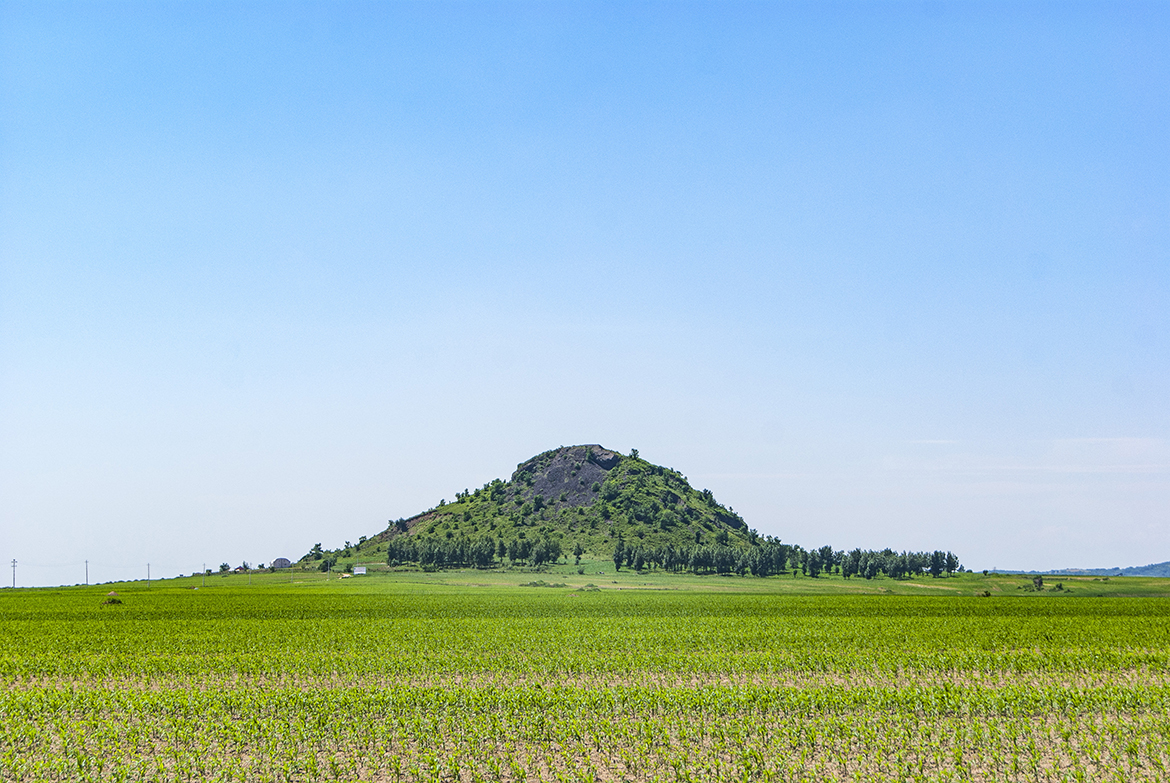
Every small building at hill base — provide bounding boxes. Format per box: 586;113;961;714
271;558;291;569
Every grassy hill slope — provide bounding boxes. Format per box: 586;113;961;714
306;445;756;567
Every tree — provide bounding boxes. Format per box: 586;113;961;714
806;550;821;578
735;554;749;576
929;551;944;578
713;547;735;575
842;549;862;579
629;448;639;459
945;551;959;576
888;552;908;580
613;541;624;572
573;542;584;565
469;538;496;568
530;538;562;567
862;555;879;580
817;545;836;574
219;563;230;573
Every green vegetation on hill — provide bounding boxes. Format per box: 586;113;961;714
298;444;963;579
398;444;750;551
301;445;753;567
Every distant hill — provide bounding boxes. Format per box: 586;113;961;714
359;444;754;558
299;444;962;579
1045;561;1170;578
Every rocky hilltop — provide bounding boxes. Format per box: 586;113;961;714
509;444;623;509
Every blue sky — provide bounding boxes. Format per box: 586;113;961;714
2;1;1167;586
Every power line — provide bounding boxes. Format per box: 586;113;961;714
3;556;301;587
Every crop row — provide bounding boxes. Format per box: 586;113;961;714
3;685;1169;782
3;595;1170;680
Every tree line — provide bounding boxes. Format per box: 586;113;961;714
376;534;961;579
612;540;961;578
384;536;564;569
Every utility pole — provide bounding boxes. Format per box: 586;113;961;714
85;560;88;586
10;559;15;588
202;563;205;588
147;563;150;588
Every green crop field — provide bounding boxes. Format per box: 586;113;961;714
2;570;1169;782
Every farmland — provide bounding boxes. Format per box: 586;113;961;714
2;570;1169;781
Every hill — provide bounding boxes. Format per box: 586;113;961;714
1044;561;1170;578
298;444;962;580
323;445;756;568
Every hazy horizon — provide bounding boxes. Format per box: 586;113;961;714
2;2;1167;587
